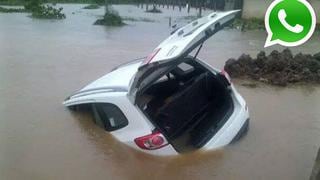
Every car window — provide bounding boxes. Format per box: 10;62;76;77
92;103;128;131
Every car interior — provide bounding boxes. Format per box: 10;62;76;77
136;58;234;152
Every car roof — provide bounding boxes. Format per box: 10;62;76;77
64;59;143;106
81;60;142;92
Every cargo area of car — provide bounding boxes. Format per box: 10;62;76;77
136;60;234;153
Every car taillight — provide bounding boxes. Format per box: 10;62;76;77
220;69;232;84
144;48;161;64
134;131;168;150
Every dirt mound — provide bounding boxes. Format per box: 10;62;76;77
224;49;320;86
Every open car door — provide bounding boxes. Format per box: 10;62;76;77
129;10;240;101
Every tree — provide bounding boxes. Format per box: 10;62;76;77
94;0;105;5
24;0;41;11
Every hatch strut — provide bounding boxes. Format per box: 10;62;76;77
193;43;203;60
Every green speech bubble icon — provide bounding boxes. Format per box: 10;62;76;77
265;0;316;47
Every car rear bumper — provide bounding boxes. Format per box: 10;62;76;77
231;118;249;143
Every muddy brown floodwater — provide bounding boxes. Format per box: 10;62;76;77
1;4;320;180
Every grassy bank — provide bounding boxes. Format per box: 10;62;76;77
0;6;27;12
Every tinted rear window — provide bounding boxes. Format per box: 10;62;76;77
92;103;128;131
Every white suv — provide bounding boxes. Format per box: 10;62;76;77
63;10;250;156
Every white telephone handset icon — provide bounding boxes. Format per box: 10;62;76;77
278;9;304;33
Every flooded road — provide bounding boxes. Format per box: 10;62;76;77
1;4;320;180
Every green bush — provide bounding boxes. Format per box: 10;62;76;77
24;0;41;11
23;0;66;19
31;5;66;19
94;6;124;26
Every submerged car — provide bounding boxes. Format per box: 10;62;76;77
63;10;249;156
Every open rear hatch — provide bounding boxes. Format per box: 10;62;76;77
130;10;239;99
130;11;239;152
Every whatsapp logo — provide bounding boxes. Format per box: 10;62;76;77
265;0;316;47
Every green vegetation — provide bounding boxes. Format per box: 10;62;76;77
0;0;66;18
94;5;124;26
31;5;66;19
230;18;265;31
24;0;41;11
25;0;66;19
83;4;100;9
0;6;27;12
0;0;25;6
